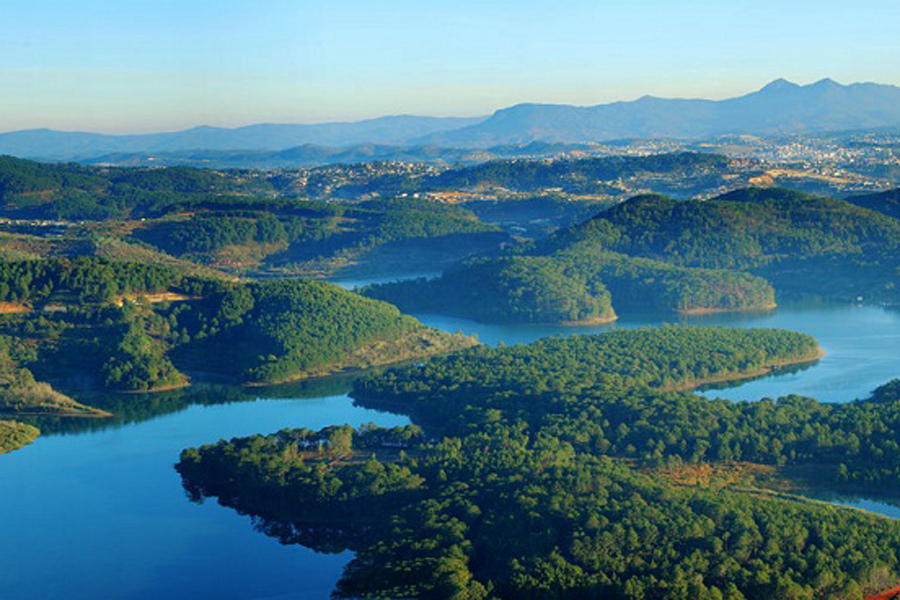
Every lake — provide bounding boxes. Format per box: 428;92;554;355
1;301;899;599
413;301;900;404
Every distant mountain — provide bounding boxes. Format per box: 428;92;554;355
0;115;486;161
419;79;900;147
3;79;900;160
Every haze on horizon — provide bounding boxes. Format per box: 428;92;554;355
2;0;899;134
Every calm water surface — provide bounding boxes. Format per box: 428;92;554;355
0;388;408;600
2;301;900;599
414;302;900;403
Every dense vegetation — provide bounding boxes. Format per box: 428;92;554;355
100;321;185;391
167;278;474;384
132;199;503;272
0;156;272;220
0;334;106;415
366;248;774;323
0;256;472;391
137;212;313;255
369;187;900;321
0;156;516;278
178;327;900;599
368;256;617;324
577;189;900;269
845;189;900;220
559;188;900;301
0;257;189;304
0;332;109;454
426;153;730;194
357;326;821;407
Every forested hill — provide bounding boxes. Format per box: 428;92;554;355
845;188;900;220
538;187;900;300
356;326;821;406
0;156;513;278
0;258;475;391
365;249;775;323
581;188;900;267
364;186;900;321
0;155;262;220
169;278;476;384
425;152;729;192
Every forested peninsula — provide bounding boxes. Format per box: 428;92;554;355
176;326;900;599
0;257;474;394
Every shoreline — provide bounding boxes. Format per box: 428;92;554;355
117;380;191;395
0;408;113;418
678;302;778;315
659;347;826;393
245;331;478;388
560;313;619;326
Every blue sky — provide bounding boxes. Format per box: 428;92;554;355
1;0;898;133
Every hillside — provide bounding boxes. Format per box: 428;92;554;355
365;186;900;321
565;188;900;300
0;157;516;278
583;188;900;266
0;155;276;220
131;198;508;277
846;188;900;220
424;152;730;193
366;249;774;324
168;279;477;384
79;141;601;169
0;258;475;391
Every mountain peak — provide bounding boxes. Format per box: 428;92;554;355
809;77;842;89
760;78;800;93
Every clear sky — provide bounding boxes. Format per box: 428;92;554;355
1;0;898;133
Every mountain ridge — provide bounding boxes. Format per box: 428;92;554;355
420;79;900;146
3;79;900;159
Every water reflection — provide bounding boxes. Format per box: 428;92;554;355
328;271;441;291
21;374;358;436
697;360;820;395
798;491;900;519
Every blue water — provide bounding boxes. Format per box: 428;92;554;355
0;395;408;600
414;303;900;404
798;491;900;521
2;301;900;598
